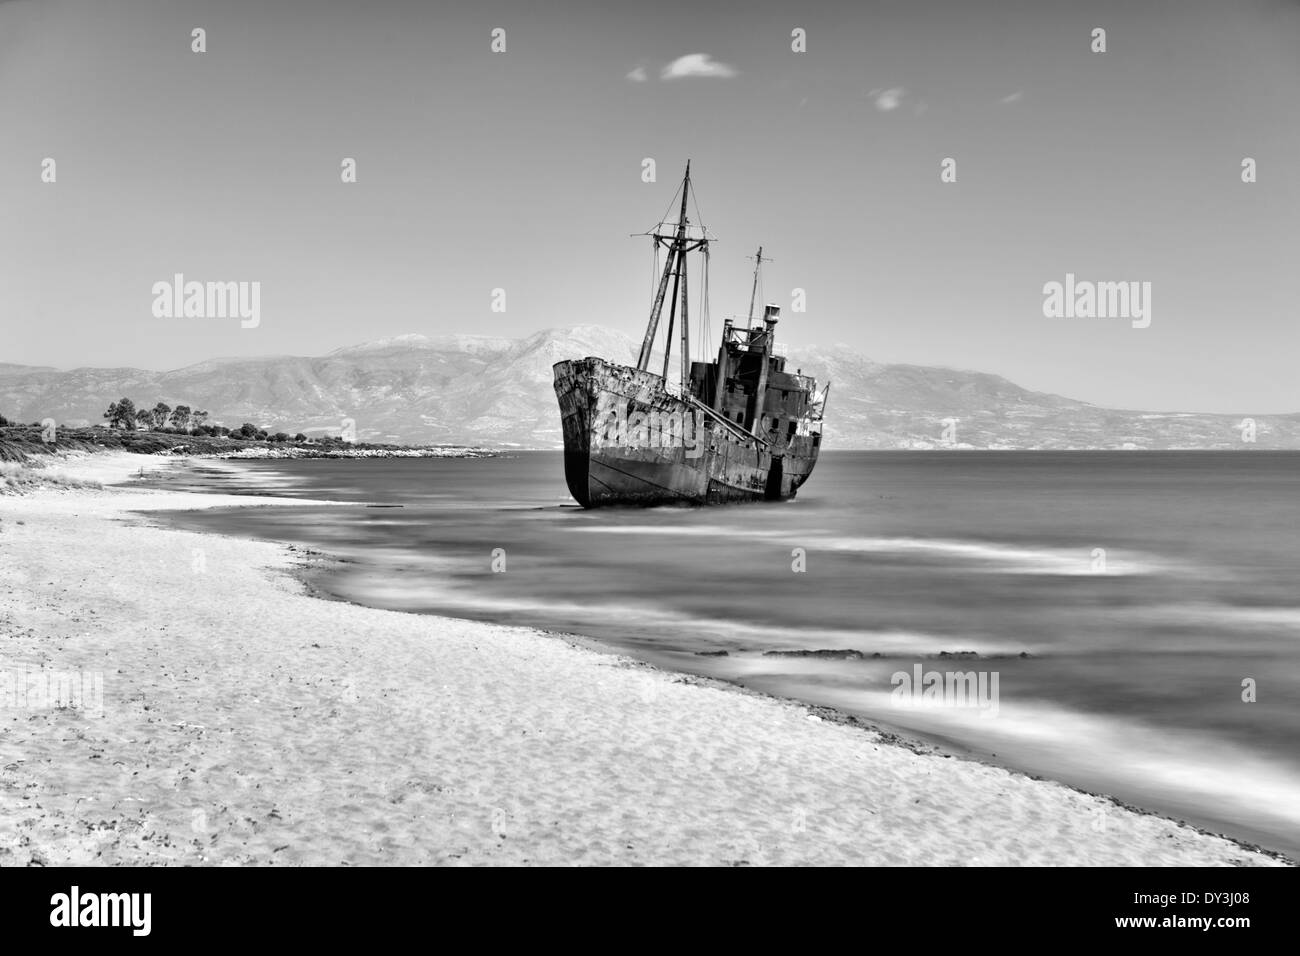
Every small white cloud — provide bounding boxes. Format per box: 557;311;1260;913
1000;91;1023;104
661;53;738;80
626;66;647;83
869;86;906;111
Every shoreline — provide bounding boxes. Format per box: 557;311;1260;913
0;451;1290;866
283;561;1297;864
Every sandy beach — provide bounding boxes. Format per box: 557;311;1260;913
0;452;1287;866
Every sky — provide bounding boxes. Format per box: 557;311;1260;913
1;0;1298;413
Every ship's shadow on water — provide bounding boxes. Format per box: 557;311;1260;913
142;450;1300;859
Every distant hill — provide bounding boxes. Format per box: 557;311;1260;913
2;326;1297;449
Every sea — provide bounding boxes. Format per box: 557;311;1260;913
142;450;1300;858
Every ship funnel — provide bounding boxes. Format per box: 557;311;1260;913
763;304;780;328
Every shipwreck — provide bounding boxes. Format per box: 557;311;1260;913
553;163;828;507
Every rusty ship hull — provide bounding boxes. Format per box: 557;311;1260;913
552;164;826;508
554;357;820;508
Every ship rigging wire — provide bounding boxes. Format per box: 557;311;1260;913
641;167;715;384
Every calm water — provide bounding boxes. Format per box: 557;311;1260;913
147;451;1300;857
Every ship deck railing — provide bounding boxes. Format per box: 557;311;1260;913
723;326;794;361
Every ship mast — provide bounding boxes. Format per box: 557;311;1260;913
746;246;770;325
636;163;709;390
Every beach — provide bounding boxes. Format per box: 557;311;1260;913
0;452;1287;866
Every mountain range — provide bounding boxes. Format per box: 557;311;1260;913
3;326;1297;449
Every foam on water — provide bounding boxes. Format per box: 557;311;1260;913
827;689;1300;839
573;525;1171;575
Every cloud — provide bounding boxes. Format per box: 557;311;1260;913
1000;91;1023;104
661;53;737;80
869;87;906;111
626;66;647;83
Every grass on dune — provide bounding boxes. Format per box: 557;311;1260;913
0;460;103;495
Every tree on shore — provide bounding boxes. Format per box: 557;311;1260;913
103;398;137;429
87;399;311;442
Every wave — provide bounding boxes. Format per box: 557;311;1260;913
821;688;1300;840
1146;603;1300;632
816;536;1167;576
572;524;1170;576
330;569;1038;656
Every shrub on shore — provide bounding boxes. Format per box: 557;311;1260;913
0;397;328;461
0;422;483;463
1;405;488;462
0;461;102;495
0;424;246;462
